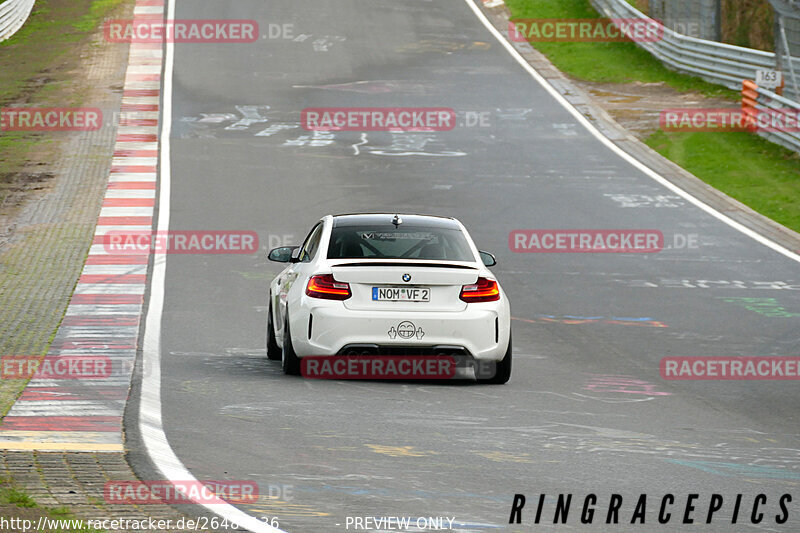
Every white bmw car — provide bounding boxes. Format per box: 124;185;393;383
266;213;512;383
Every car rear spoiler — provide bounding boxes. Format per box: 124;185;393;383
331;261;478;270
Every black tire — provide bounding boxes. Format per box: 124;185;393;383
266;300;281;361
477;334;512;384
281;315;301;375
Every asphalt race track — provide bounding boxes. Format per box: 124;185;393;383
132;0;800;531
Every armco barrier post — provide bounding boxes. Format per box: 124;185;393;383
742;80;760;133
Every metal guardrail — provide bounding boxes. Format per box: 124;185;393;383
743;80;800;153
591;0;800;154
649;0;721;42
590;0;800;101
0;0;35;43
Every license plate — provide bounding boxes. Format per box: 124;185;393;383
372;286;430;302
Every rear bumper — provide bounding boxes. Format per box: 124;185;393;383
289;299;510;361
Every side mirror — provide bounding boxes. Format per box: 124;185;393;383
479;250;496;267
268;246;299;263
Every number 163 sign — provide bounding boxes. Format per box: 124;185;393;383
756;69;784;89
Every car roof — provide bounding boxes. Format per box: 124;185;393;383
331;213;461;229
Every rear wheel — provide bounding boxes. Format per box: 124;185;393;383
266;300;281;361
477;334;512;384
281;315;301;375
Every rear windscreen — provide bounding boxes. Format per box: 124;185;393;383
327;225;474;261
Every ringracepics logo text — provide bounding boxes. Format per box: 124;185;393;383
509;493;793;526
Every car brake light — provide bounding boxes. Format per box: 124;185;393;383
460;277;500;303
306;274;351;300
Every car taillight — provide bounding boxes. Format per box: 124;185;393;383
460;277;500;303
306;274;351;300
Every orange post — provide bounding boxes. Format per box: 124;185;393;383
742;80;759;133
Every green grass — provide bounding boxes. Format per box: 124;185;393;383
506;0;800;235
0;0;129;419
505;0;735;98
0;1;110;101
0;132;41;196
0;0;126;203
647;131;800;232
3;486;37;508
0;478;105;532
74;0;126;32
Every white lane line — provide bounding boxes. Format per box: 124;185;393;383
138;1;285;532
464;0;800;264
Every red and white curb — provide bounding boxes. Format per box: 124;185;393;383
0;0;164;452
